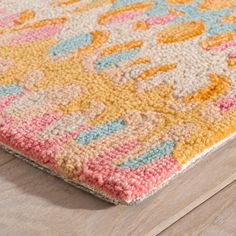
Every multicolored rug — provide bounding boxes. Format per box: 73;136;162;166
0;0;236;205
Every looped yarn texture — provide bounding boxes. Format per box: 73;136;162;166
0;0;236;204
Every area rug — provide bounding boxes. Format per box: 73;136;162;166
0;0;236;205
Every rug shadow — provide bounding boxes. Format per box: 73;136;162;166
0;151;114;211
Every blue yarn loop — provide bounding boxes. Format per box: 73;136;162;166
112;0;145;9
75;118;126;145
0;84;23;97
49;33;92;56
119;140;176;168
96;48;140;71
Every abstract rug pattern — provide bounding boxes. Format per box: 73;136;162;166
0;0;236;204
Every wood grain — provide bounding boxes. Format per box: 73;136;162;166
160;181;236;236
0;149;15;166
0;138;236;236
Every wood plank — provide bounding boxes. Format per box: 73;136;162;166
160;181;236;236
0;138;236;236
0;149;15;166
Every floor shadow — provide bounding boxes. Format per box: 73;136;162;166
0;151;114;211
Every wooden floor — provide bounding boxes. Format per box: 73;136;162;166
160;181;236;236
0;138;236;236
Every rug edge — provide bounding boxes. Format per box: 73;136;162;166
1;131;236;206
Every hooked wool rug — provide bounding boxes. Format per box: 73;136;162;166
0;0;236;204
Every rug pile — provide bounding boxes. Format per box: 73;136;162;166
0;0;236;204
